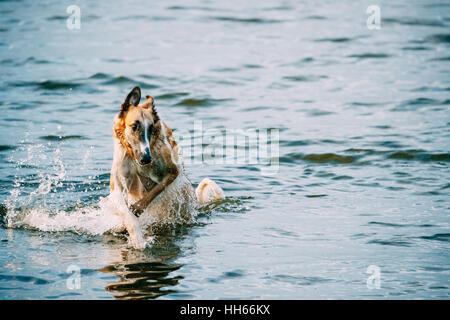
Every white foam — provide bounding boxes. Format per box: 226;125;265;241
8;197;123;235
4;143;126;236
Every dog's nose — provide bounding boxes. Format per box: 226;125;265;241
140;152;152;165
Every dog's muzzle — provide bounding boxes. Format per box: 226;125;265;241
140;154;152;165
140;148;152;165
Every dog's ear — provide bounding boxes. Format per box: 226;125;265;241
125;86;141;106
121;86;141;115
147;95;160;123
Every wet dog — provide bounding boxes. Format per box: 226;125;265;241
109;86;224;249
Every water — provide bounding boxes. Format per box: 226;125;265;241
0;0;449;299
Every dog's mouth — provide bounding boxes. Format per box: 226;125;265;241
137;160;152;167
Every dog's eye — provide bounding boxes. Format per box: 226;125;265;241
131;123;139;132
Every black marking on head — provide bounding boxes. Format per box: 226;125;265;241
131;121;140;132
120;86;141;117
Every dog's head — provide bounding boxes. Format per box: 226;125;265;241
113;86;160;166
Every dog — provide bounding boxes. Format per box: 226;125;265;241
108;86;224;249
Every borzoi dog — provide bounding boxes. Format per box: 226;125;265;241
109;86;224;248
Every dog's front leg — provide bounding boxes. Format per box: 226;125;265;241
117;209;147;249
130;168;179;216
112;171;148;249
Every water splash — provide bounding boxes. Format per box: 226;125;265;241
4;140;123;236
2;129;247;250
15;197;123;235
2;140;236;243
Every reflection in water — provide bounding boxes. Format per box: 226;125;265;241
99;260;183;300
98;225;193;300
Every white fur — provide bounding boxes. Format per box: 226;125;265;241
196;178;225;204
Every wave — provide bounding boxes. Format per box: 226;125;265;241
88;72;110;80
9;80;83;90
114;15;175;22
268;274;332;286
209;16;285;24
411;86;450;92
303;153;354;164
281;149;450;165
392;97;450;111
402;46;430;51
167;5;216;12
85;73;161;91
430;56;450;61
304;15;327;20
39;135;87;141
348;53;391;59
368;221;435;228
367;238;412;247
175;97;232;107
426;34;450;43
46;14;100;22
419;233;450;242
155;92;189;100
315;37;355;43
0;145;16;151
383;17;446;27
0;274;52;285
282;75;328;82
99;76;159;89
281;152;355;164
1;57;53;66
